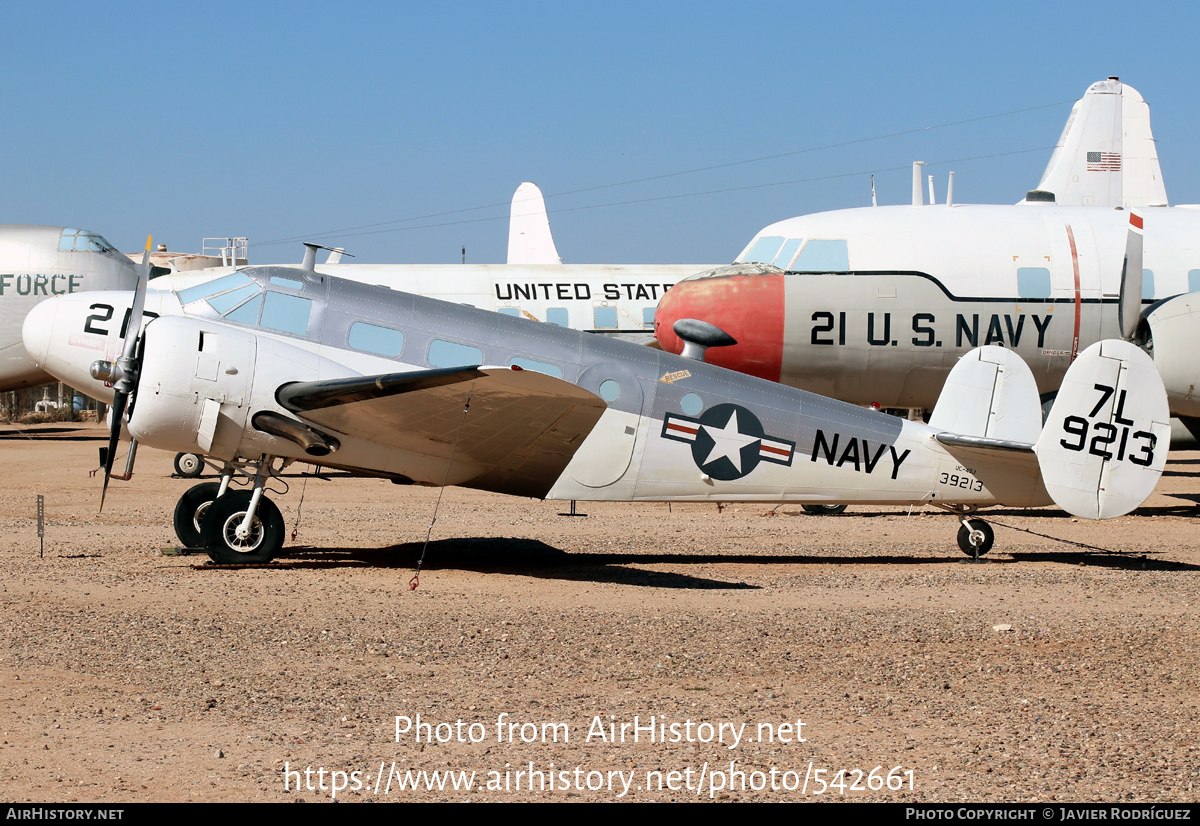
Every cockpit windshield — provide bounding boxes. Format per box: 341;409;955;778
58;228;119;257
176;270;315;337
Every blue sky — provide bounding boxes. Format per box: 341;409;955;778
3;1;1197;264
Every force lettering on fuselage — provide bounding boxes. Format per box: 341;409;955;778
810;311;1054;349
0;273;82;297
495;283;674;302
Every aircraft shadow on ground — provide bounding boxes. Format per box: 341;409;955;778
247;538;760;589
185;531;1200;580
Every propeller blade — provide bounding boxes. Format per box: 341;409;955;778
1118;211;1144;340
100;235;151;513
99;392;128;513
121;235;152;362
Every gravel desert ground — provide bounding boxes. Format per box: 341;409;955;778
1;423;1198;803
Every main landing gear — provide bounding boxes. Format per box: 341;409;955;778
172;455;289;564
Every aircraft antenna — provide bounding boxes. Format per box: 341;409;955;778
871;175;877;207
912;162;925;206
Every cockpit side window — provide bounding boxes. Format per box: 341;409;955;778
791;239;849;272
260;291;313;336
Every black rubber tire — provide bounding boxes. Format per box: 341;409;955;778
173;483;222;548
173;452;204;478
200;491;285;564
801;504;848;515
957;520;995;557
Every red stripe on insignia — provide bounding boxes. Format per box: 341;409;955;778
667;423;698;435
761;444;791;457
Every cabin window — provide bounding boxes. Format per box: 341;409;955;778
178;273;254;306
740;236;784;264
546;308;569;326
642;307;655;328
510;357;563;378
498;307;521;317
1188;270;1200;293
594;306;618;329
681;393;703;416
429;339;483;368
349;322;405;357
772;238;804;269
1017;267;1051;300
792;240;849;272
599;379;621;401
260;292;313;336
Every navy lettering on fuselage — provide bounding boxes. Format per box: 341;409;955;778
811;428;910;480
808;311;1053;351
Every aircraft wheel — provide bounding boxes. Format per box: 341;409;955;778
174;452;204;478
801;504;848;515
201;491;284;564
957;520;994;557
173;483;222;548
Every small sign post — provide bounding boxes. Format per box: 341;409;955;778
36;495;44;558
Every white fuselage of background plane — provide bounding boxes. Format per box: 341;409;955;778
654;203;1200;412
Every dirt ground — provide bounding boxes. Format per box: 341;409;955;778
1;422;1198;803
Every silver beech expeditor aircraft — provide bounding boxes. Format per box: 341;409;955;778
24;233;1169;565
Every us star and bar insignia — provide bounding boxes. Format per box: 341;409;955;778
661;402;795;481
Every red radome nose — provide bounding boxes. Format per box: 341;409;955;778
655;269;785;382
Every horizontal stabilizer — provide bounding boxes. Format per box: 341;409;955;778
1034;340;1169;519
928;346;1042;444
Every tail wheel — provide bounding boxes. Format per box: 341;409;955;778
173;482;222;548
201;490;285;564
174;452;204;478
957;520;994;557
801;504;848;515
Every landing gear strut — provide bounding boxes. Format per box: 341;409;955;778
171;456;288;564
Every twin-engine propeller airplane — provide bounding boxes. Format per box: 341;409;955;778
23;240;1170;565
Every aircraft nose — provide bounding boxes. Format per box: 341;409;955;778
655;268;786;382
22;296;60;367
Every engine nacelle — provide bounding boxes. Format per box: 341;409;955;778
1143;293;1200;418
127;316;354;461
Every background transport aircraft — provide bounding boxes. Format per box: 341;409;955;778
23;258;1169;564
653;79;1200;425
0;226;141;391
152;183;717;340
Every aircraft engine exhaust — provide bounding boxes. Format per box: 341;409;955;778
251;411;340;456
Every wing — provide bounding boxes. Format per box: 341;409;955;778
278;366;607;498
